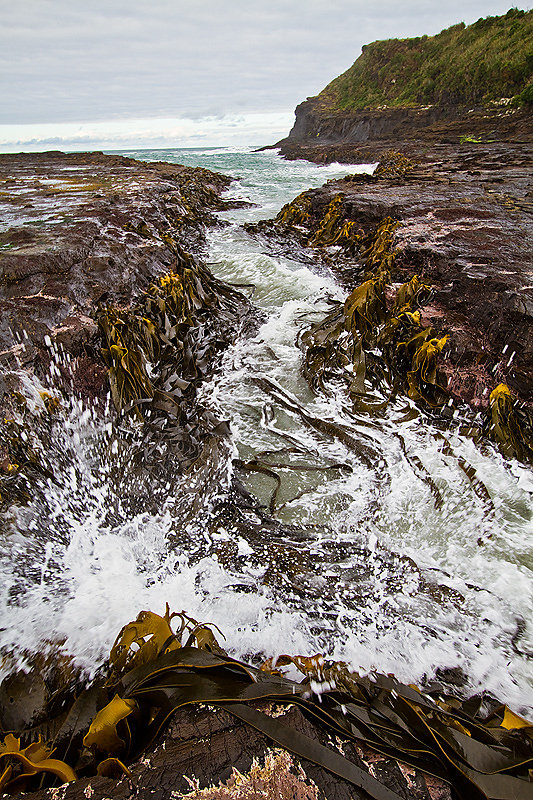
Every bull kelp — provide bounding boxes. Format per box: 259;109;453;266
1;608;533;799
98;239;251;469
298;213;451;411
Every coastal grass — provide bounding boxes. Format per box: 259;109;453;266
316;8;533;111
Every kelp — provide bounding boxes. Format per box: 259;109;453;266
0;735;76;793
275;192;313;228
436;434;496;516
234;455;351;515
270;192;361;254
344;274;389;339
97;248;250;470
0;399;58;512
309;194;359;251
299;212;449;415
486;384;533;463
374;150;416;181
253;376;384;474
396;434;444;509
406;335;449;407
358;216;400;278
281;198;533;464
2;607;533;799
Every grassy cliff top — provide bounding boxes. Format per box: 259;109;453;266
315;8;533;111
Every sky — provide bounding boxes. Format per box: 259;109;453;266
0;1;529;152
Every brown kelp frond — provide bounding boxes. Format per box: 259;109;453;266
99;306;155;416
406;335;449;407
0;734;76;794
374;150;416;181
97;256;250;469
109;606;182;676
275;192;313;228
344;274;389;340
359;216;400;277
233;454;351;515
309;194;343;247
3;610;533;799
82;695;137;755
298;209;450;415
487;384;533;463
109;607;228;681
308;194;362;253
392;274;432;313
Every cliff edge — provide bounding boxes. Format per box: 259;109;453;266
275;8;533;155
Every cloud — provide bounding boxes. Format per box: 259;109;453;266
0;112;295;152
0;0;526;131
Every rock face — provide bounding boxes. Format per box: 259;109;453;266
274;101;532;163
256;141;533;410
274;8;533;157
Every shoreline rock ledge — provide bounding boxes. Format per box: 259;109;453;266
256;140;533;411
0;151;245;411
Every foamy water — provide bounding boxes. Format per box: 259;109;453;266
1;147;532;714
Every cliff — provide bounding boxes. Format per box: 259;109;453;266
276;8;533;152
316;9;532;112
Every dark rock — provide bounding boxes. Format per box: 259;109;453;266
271;99;532;165
0;151;238;406
11;703;452;800
253;141;533;408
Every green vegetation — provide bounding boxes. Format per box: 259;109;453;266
315;8;533;110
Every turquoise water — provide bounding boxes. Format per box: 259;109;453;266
1;146;532;714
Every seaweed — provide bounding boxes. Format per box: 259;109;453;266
0;399;58;512
486;384;533;463
97;248;250;471
275;192;313;228
309;194;359;251
299;213;449;417
256;196;533;462
2;608;533;799
374;150;416;181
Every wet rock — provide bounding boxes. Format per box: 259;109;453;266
0;151;241;405
10;704;452;800
252;141;533;408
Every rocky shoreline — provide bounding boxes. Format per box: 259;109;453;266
1;148;532;800
0;151;249;410
261;136;533;414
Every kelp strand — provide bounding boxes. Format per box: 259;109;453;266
2;607;533;799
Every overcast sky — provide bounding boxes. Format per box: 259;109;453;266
0;1;529;150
